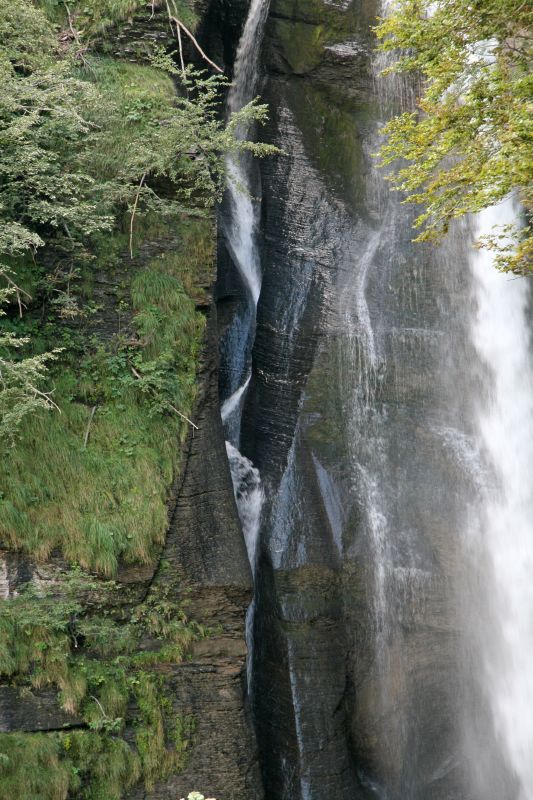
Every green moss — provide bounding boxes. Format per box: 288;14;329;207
0;719;191;800
81;56;178;182
269;0;359;74
68;732;142;800
0;730;144;800
0;574;204;798
272;17;326;73
133;672;192;790
272;0;348;26
0;733;75;800
0;213;208;574
284;80;367;207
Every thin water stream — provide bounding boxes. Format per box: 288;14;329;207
220;0;271;552
218;0;271;701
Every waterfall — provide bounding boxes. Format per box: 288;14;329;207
223;0;271;307
220;1;271;702
468;199;533;799
227;0;272;120
225;441;263;567
221;0;270;547
221;371;251;444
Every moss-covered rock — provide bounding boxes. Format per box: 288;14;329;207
267;0;364;75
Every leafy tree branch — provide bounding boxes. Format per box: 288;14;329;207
376;0;532;273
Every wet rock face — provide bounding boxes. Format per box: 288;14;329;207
241;1;478;798
241;4;373;797
266;0;373;95
198;0;252;71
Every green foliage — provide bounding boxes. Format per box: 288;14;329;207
83;54;278;227
80;56;180;184
0;0;273;565
0;0;276;444
0;1;273;797
0;571;205;798
0;277;61;444
376;0;532;273
0;1;113;261
0;216;206;573
0;730;143;800
40;0;198;43
0;733;74;800
0;0;110;442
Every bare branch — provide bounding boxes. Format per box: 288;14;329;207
3;274;32;301
176;20;186;79
28;385;61;413
83;405;97;449
163;2;223;73
89;695;108;719
1;273;32;319
129;173;146;259
129;367;198;430
168;403;199;431
174;17;223;73
63;2;89;65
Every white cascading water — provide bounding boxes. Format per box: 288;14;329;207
221;372;251;423
225;441;263;569
222;1;270;693
221;371;251;444
469;199;533;798
368;8;533;793
222;0;270;531
223;0;271;307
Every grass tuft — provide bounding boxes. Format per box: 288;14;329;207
0;214;209;574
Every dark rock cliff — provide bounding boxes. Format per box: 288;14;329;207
237;1;477;798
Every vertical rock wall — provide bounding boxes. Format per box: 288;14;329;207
240;1;478;798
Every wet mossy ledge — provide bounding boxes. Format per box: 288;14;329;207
267;0;361;74
0;0;250;797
